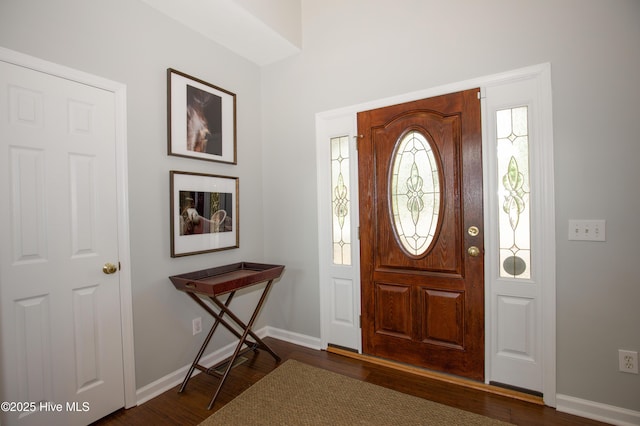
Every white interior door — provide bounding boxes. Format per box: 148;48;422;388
0;60;126;425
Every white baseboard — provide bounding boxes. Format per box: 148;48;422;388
557;394;640;426
135;326;321;405
262;326;322;350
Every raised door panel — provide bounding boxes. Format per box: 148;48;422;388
331;278;356;328
374;282;411;339
421;288;464;348
372;112;463;275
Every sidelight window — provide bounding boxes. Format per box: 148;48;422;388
497;106;531;278
331;136;351;265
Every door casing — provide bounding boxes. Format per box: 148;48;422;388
0;46;137;408
316;63;556;407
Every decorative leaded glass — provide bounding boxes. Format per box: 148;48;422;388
390;131;440;256
497;107;531;279
331;136;351;265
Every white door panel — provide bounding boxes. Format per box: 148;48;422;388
493;292;541;390
1;60;125;425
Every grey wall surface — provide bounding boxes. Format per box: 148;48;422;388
260;0;640;412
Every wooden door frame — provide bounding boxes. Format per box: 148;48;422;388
317;63;556;407
0;47;137;408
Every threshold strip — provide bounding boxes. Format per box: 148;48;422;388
326;346;544;406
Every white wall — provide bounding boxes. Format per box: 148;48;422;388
236;0;302;48
0;0;266;389
260;0;640;413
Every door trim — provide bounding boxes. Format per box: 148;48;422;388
0;46;137;408
316;63;556;407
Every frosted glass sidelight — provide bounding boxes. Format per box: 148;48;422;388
390;131;440;256
497;107;531;278
331;136;351;265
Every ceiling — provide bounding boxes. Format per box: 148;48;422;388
139;0;301;66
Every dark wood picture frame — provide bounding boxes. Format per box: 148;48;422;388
167;68;237;164
170;171;239;257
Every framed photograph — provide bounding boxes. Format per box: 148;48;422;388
170;171;239;257
167;68;237;164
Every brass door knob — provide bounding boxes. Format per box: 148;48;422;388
103;263;118;274
467;246;480;257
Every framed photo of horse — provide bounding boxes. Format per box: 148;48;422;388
170;171;239;257
167;68;237;164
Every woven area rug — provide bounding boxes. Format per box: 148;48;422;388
200;359;511;425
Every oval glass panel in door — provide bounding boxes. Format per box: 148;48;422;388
390;130;441;256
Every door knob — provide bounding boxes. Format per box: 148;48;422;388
467;246;480;257
103;263;118;274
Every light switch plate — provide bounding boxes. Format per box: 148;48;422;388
568;220;606;241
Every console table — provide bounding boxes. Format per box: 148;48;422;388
169;262;285;409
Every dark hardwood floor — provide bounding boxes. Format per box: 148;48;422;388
92;338;608;425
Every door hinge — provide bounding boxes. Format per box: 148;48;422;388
357;226;360;240
359;315;362;328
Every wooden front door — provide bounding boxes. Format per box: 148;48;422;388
357;88;484;381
